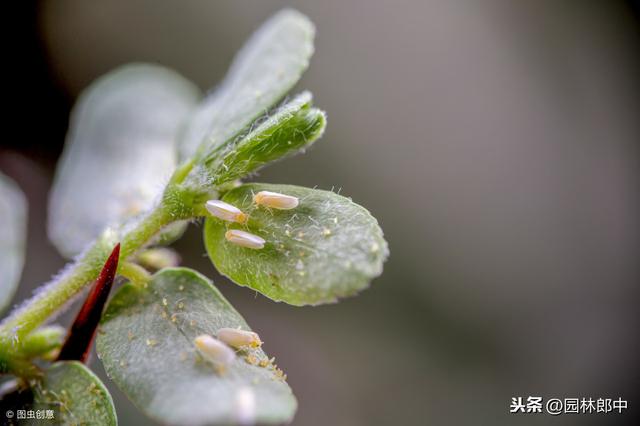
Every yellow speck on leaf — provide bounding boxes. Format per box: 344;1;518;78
244;354;258;365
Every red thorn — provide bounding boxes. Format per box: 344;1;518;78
58;243;120;363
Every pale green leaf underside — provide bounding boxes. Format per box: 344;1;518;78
48;64;200;257
180;8;315;160
32;361;117;426
204;184;389;306
202;91;325;186
0;172;27;312
96;268;296;426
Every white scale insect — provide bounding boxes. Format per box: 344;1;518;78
206;191;300;250
205;200;248;224
225;229;266;250
194;334;236;367
253;191;299;210
217;328;262;349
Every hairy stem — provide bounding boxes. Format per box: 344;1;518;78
0;203;174;355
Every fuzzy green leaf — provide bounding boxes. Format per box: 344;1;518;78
96;268;296;426
180;9;315;160
201;91;325;186
32;361;117;425
48;64;200;257
0;172;27;312
204;184;389;305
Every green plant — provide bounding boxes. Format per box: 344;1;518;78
0;9;388;425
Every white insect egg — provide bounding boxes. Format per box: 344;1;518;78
225;230;265;249
194;335;236;366
217;328;262;349
205;200;247;224
253;191;299;210
234;387;256;426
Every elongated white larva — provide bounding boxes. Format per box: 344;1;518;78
253;191;299;210
217;328;262;349
234;387;256;426
225;230;265;249
206;200;247;224
194;335;236;366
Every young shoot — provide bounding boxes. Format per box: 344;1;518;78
0;9;387;426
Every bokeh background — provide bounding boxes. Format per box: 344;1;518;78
2;1;639;425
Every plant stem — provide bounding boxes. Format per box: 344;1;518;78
0;203;174;352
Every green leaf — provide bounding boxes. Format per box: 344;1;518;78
0;172;27;312
204;184;389;306
48;64;200;257
180;9;315;160
202;91;325;186
32;361;117;425
96;268;296;426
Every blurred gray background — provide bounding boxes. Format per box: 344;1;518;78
1;0;639;424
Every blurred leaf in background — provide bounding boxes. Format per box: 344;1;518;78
0;172;27;312
47;65;199;258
